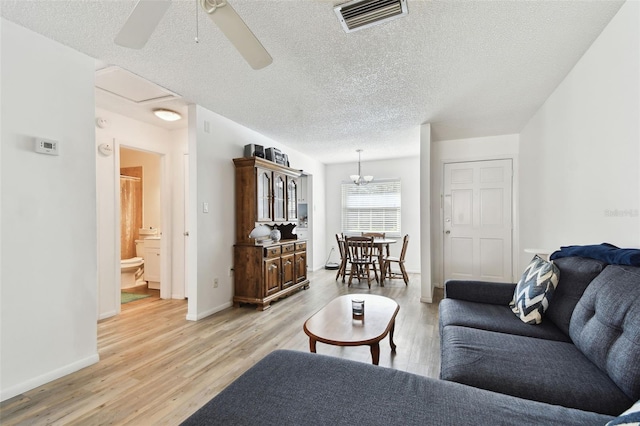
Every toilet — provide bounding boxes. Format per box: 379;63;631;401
120;239;146;289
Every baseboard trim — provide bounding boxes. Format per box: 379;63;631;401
186;301;233;321
98;310;117;320
1;353;99;402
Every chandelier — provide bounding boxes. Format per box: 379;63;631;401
350;149;373;186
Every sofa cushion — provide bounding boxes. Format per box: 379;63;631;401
182;349;614;426
510;255;560;324
444;280;517;305
440;326;633;415
544;256;607;336
439;298;570;342
570;264;640;402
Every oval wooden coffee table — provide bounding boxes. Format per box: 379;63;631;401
303;294;399;365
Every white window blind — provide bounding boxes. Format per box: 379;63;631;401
341;179;401;237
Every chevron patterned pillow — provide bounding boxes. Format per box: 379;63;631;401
510;255;560;324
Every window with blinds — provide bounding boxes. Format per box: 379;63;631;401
341;179;401;237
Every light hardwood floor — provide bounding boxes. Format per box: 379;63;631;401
1;269;442;425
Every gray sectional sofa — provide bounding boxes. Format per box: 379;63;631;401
182;349;615;425
182;256;638;425
439;256;640;417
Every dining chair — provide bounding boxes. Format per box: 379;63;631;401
335;233;350;282
345;236;379;288
362;232;390;262
383;234;410;285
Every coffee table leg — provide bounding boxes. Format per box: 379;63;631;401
309;338;317;353
389;321;397;352
370;343;380;365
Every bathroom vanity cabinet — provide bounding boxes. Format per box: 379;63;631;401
233;157;309;310
144;237;161;290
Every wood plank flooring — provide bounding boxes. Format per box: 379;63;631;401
1;269;442;425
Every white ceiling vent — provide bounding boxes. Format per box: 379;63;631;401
334;0;408;33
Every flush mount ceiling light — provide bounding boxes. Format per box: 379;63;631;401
350;149;373;186
153;108;182;122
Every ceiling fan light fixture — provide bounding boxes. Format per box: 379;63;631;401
153;108;182;122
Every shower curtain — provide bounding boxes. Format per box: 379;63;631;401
120;175;142;260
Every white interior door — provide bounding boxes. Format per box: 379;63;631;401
183;153;189;298
443;159;513;283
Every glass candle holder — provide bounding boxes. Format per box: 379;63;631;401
352;299;365;320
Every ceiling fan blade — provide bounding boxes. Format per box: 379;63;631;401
203;1;273;70
115;0;171;49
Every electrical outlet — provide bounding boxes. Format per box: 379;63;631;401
214;278;219;288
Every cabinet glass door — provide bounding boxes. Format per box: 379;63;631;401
273;174;286;221
257;169;272;222
287;178;298;220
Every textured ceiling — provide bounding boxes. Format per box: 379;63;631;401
0;0;624;164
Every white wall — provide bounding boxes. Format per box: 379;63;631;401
187;105;326;320
421;124;432;303
430;134;520;286
519;0;640;271
325;156;421;273
1;19;98;401
95;108;184;317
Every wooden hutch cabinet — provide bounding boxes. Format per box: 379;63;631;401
233;157;309;310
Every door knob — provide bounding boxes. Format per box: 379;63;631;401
184;231;189;236
445;230;451;234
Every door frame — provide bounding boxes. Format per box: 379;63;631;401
438;156;519;286
114;142;172;310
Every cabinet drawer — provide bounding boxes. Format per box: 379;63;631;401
295;242;306;251
264;246;281;258
281;243;295;254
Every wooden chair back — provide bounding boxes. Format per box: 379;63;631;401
345;236;376;263
335;233;346;259
362;232;385;239
399;234;410;260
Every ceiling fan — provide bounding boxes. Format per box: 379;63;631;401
115;0;272;70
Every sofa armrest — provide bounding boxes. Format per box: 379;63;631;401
444;280;516;305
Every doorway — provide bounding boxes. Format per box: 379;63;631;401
443;159;513;283
297;173;313;269
119;147;163;303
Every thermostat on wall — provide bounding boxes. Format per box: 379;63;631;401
35;138;59;156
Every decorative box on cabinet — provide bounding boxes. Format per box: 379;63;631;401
233;157;310;310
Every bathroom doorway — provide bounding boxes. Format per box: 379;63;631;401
119;147;162;303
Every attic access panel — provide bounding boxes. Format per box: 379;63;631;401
334;0;408;33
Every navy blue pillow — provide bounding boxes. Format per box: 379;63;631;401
550;243;640;266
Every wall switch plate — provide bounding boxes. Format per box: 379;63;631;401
213;278;219;288
35;138;59;155
203;202;209;213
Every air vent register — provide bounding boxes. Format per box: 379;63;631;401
334;0;408;33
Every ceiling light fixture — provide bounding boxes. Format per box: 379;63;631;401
153;108;182;122
350;149;373;186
